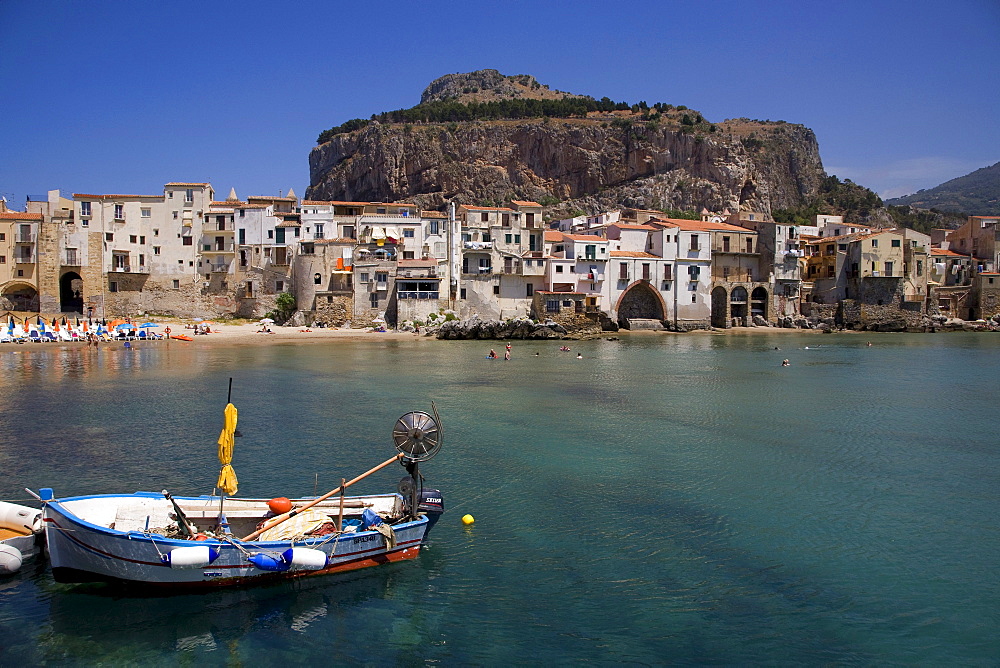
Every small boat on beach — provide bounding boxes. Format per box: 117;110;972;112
0;500;43;574
40;405;444;588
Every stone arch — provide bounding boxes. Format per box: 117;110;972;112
60;271;84;313
711;286;729;328
614;281;666;328
730;286;749;325
0;281;39;312
750;286;769;320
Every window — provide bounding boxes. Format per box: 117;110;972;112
481;211;489;222
114;204;124;220
688;265;701;280
105;232;114;241
267;230;274;239
664;265;672;280
130;235;138;243
872;239;878;248
314;223;324;239
0;233;4;240
556;265;564;273
240;209;245;217
461;288;467;299
891;239;901;248
690;236;700;251
493;285;500;295
109;281;119;293
429;220;439;235
141;208;151;218
526;284;534;296
403;251;414;259
0;256;4;264
723;236;731;252
585;245;596;260
478;258;490;272
884;262;893;275
642;263;650;280
276;280;284;292
403;229;414;238
619;262;628;279
377;208;386;215
483;233;491;243
375;272;388;285
746;238;753;253
183;237;193;246
172;280;180;289
502;213;510;227
153;246;160;255
692;294;697;303
168;191;173;199
917;260;923;276
314;273;322;285
525;213;535;227
80;202;91;217
546;300;559;313
514;235;520;243
185;189;194;203
140;236;145;244
505;234;512;244
838;243;847;251
173;211;178;219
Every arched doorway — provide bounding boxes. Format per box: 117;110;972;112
60;272;84;313
711;286;729;328
750;286;768;321
730;286;748;326
616;283;664;328
1;283;39;312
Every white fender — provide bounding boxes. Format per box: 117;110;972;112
0;544;23;574
282;547;328;570
0;502;41;534
163;545;220;568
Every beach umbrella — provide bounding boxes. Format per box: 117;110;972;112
115;323;133;330
258;318;274;324
139;322;157;328
217;402;239;496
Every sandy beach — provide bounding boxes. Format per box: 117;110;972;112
155;321;425;345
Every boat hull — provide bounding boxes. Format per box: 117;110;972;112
42;493;431;588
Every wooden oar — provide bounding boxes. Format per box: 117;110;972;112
240;453;403;541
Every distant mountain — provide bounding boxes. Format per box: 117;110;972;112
885;162;1000;214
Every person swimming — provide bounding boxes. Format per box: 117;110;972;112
488;349;498;359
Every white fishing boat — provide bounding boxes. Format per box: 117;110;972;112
40;406;444;588
0;500;43;574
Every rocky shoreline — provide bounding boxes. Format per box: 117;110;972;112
419;313;1000;340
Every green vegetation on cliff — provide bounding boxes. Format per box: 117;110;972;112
318;98;691;144
773;175;882;225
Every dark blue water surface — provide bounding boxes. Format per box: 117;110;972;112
0;332;997;664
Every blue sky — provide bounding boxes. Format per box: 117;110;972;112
1;0;997;206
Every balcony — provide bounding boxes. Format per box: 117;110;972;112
111;265;150;274
210;263;232;273
464;241;493;250
16;233;36;244
202;243;236;253
398;291;440;300
14;254;33;264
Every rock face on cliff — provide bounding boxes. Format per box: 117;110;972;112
307;74;827;216
419;69;582;105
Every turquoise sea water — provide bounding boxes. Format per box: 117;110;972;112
0;332;997;665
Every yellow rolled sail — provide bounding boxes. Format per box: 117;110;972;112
216;403;239;495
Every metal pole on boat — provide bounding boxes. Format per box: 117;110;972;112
240;453;403;541
337;478;345;532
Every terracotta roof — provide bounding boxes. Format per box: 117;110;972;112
544;230;564;242
657;218;752;233
421;211;447;218
165;182;210;187
301;200;333;206
398;259;438;267
276;220;301;228
535;290;585;295
0;212;43;221
612;223;659;231
562;233;607;242
511;200;542;207
970;216;1000;220
931;248;971;258
609;250;660;258
274;211;301;218
248;195;296;201
211;200;245;207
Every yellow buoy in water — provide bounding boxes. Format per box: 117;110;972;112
461;514;475;525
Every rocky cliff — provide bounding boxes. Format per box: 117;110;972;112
307;74;827;216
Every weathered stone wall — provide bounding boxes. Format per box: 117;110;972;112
311;295;352;326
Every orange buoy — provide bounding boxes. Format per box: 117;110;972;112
193;534;208;541
268;497;292;514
